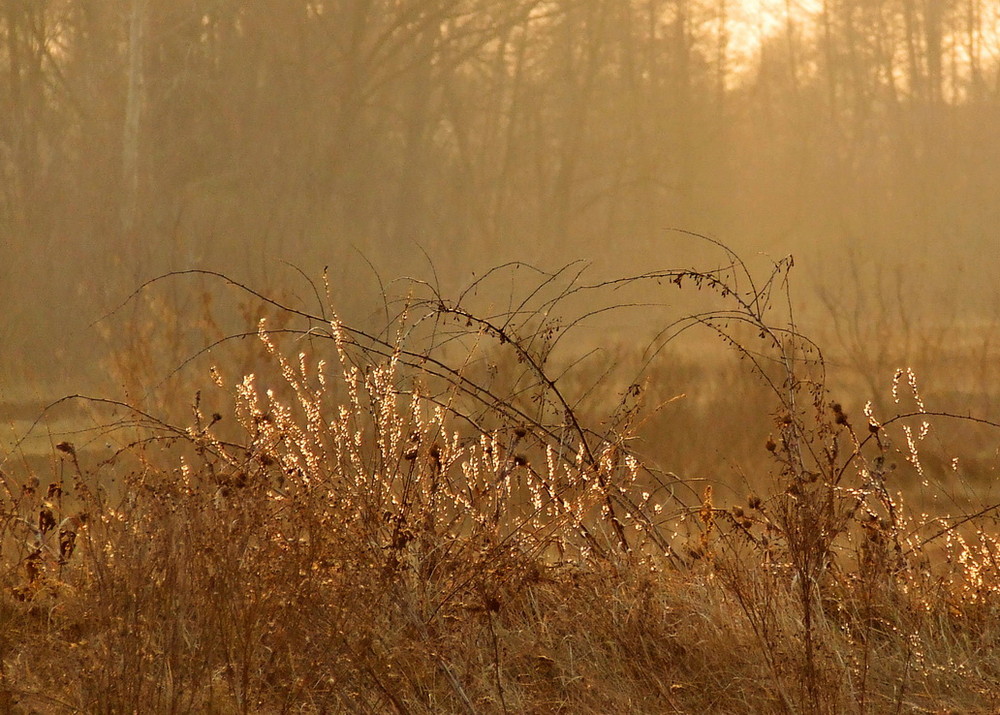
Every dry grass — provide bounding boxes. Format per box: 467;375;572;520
1;244;999;714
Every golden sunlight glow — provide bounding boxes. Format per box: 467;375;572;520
727;0;823;60
723;0;1000;96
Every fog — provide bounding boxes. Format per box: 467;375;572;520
2;0;999;405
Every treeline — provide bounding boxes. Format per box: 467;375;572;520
1;0;999;381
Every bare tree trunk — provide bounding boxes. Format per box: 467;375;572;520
390;16;440;267
965;0;982;96
715;0;728;106
549;0;602;246
901;0;923;101
122;0;148;267
924;0;944;104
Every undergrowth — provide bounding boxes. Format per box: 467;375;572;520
2;238;999;713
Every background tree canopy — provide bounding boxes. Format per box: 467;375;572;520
2;0;999;391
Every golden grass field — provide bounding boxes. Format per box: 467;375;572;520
1;252;998;714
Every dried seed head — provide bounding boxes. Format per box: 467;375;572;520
831;402;850;426
765;436;777;452
56;441;76;456
24;549;42;583
59;529;77;561
39;503;56;535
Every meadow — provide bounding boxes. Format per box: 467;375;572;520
4;1;1000;710
1;242;998;714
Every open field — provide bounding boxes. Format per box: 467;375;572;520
0;255;998;714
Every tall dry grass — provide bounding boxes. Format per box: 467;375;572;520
1;240;999;713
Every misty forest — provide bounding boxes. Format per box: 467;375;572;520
2;1;1000;712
